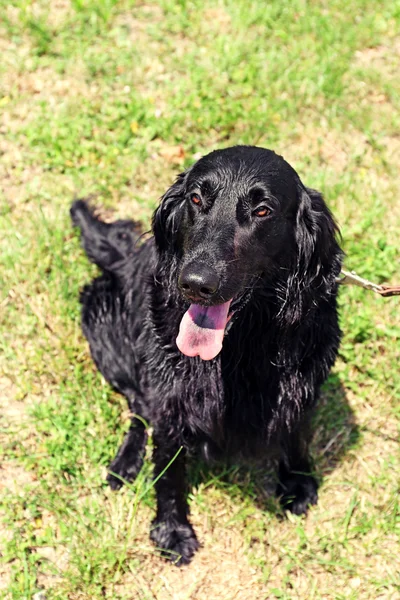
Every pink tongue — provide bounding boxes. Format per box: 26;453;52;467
176;300;232;360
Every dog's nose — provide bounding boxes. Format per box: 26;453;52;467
179;263;220;300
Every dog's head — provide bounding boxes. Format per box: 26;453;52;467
153;146;341;360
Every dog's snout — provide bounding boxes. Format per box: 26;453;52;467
179;263;220;300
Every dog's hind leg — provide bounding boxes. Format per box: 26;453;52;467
71;201;149;489
276;419;318;515
107;416;148;490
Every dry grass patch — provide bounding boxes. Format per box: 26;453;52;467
280;125;371;174
121;509;267;600
354;37;400;77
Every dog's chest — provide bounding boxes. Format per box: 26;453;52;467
178;354;279;451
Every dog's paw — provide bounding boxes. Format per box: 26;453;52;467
150;518;199;566
277;473;318;516
106;456;140;491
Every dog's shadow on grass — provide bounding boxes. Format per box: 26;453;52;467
187;373;360;515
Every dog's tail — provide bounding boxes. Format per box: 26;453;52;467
70;199;141;273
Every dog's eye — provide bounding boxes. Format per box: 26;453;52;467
253;206;271;218
191;194;202;207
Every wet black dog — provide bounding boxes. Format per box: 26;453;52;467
71;146;343;565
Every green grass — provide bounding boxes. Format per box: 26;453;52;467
1;0;399;598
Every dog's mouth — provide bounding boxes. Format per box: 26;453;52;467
176;300;233;361
176;285;255;361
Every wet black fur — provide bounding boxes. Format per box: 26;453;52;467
71;146;343;566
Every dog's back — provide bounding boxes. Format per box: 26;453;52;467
71;199;154;400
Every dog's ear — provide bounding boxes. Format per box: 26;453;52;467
283;182;342;325
152;172;187;253
295;185;341;275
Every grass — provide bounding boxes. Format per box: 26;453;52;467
0;0;399;598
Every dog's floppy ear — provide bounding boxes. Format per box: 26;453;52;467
296;184;341;275
152;172;187;253
283;182;342;324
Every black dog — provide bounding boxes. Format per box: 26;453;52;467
71;146;342;565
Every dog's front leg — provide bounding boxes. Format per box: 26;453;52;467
150;430;199;565
276;419;318;515
107;417;148;490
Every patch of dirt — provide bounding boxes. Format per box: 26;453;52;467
2;60;90;105
0;462;36;494
46;0;73;29
116;501;268;600
36;543;70;591
382;134;400;162
3;0;73;32
354;37;400;78
0;376;29;420
346;37;400;131
203;7;232;31
0;563;11;593
280;125;372;175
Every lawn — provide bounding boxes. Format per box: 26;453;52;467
0;0;399;598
